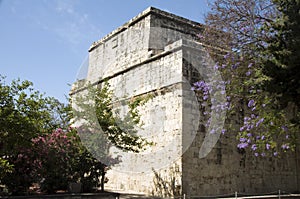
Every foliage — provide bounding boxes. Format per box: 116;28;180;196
0;158;13;181
0;76;104;195
1;76;150;194
2;127;105;194
0;76;70;192
202;0;277;54
261;0;300;108
193;0;299;157
30;128;78;193
30;127;104;193
0;76;71;157
72;81;153;154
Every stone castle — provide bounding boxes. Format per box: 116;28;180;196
71;7;300;197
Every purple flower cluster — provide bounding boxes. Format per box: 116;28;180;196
192;81;210;101
251;144;257;151
237;137;251;149
232;62;240;69
281;144;290;150
211;101;230;112
240;115;263;132
248;99;255;107
221;129;226;135
248;63;253;68
238;142;248;149
223;53;231;60
214;63;219;70
247;99;257;111
281;125;288;132
256;118;264;127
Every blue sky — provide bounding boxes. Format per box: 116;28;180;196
0;0;211;103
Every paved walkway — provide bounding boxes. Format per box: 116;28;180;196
119;194;162;199
117;193;300;199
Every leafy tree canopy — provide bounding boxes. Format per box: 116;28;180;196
194;0;299;157
0;76;71;158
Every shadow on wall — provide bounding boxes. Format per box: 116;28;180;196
151;165;181;198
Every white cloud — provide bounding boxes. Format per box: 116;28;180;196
55;0;74;14
50;0;102;46
11;0;103;49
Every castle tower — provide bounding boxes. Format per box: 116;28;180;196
71;7;300;197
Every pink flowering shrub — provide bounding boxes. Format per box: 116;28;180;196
30;128;78;193
2;128;106;194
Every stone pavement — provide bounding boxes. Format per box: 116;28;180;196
119;194;162;199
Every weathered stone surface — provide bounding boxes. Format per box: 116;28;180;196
71;7;300;198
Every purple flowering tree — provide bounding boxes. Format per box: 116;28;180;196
192;0;299;157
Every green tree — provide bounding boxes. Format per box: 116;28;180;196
0;76;151;195
261;0;300;108
71;81;153;155
0;76;71;194
0;76;71;158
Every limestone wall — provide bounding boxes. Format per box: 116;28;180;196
104;42;185;197
148;11;202;51
181;43;300;196
182;131;300;196
87;15;151;83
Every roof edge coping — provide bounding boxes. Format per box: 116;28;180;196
89;7;203;52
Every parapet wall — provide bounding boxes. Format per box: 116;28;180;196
86;7;203;84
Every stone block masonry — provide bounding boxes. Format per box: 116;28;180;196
71;7;300;198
